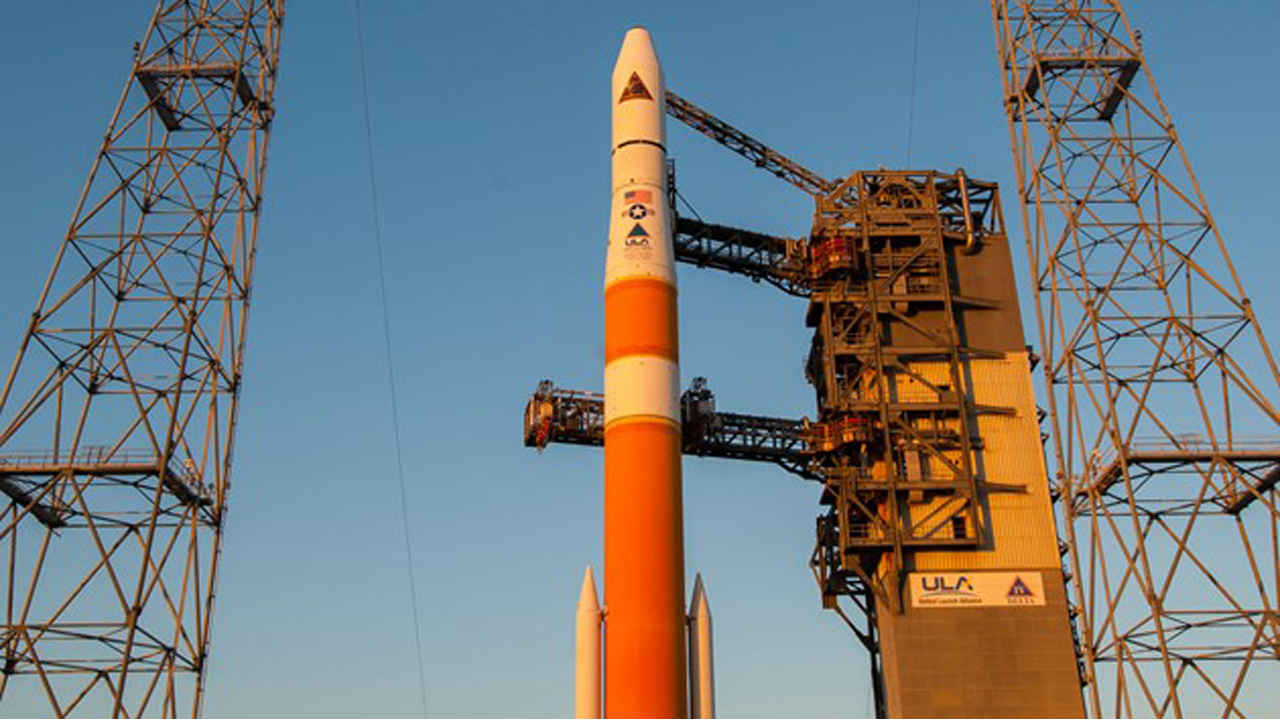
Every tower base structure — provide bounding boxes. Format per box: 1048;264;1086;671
806;171;1085;717
877;569;1083;717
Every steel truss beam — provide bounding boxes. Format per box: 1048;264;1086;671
664;91;835;197
674;218;807;296
524;379;815;480
992;1;1280;716
0;2;285;716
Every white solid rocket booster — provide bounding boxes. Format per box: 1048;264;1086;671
688;574;716;719
575;567;602;719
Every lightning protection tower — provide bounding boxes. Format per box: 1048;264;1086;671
993;1;1280;716
0;1;285;715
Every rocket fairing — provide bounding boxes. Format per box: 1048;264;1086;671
603;27;688;719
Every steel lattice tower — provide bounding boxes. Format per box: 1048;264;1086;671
992;1;1280;716
0;1;284;715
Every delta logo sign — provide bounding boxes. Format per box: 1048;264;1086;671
910;571;1046;608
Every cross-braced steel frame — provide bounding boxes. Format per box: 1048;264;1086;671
993;1;1280;716
0;1;284;715
805;171;1004;615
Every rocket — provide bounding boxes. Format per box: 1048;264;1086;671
573;28;714;719
602;27;687;719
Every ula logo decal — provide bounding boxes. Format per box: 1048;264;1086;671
920;576;976;597
910;571;1045;608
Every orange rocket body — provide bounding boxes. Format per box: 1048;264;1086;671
602;27;688;719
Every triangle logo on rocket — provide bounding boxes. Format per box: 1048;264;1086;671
624;222;650;246
619;72;653;103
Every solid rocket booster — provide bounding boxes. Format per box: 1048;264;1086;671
687;575;715;719
575;567;602;719
604;27;688;719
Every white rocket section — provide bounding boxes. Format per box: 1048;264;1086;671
688;574;716;719
605;27;676;290
604;179;676;287
603;355;681;424
575;567;602;719
611;28;664;150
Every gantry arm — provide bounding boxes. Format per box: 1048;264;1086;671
674;217;810;296
665;90;835;197
524;379;816;480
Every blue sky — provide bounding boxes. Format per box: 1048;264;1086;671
1;1;1277;717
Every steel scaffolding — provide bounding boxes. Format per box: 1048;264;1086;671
992;1;1280;715
0;1;284;715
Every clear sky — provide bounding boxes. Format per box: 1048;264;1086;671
1;1;1277;717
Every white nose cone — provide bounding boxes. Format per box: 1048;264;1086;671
577;566;601;612
612;27;666;149
606;27;675;292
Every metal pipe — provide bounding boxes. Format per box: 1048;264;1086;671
956;168;979;254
